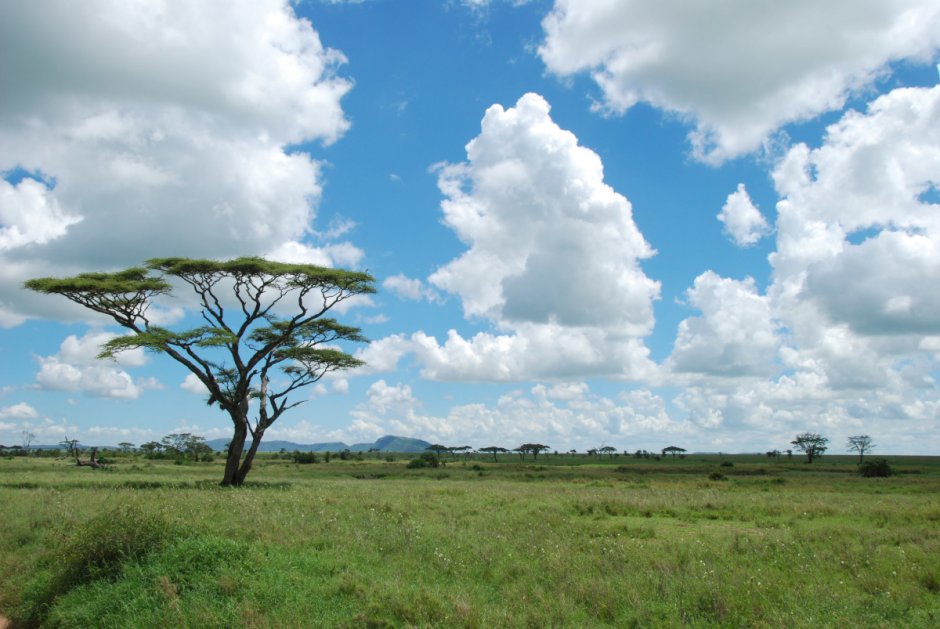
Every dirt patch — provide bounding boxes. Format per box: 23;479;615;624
0;614;10;629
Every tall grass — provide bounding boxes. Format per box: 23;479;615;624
2;455;939;627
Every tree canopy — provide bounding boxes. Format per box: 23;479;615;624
791;432;829;464
24;256;375;486
479;446;509;462
846;435;875;463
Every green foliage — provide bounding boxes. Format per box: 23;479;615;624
291;451;319;464
144;256;376;294
858;458;896;478
720;461;734;467
407;452;440;469
24;256;376;487
792;432;830;463
709;470;727;481
15;504;179;626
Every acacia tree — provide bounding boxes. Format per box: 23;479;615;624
21;431;34;455
25;257;375;486
791;432;829;464
662;446;686;458
598;446;617;460
426;444;450;460
521;443;550;460
480;446;509;462
846;435;875;463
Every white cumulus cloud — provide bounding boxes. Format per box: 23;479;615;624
34;330;153;399
0;402;39;420
0;0;355;324
718;184;771;247
383;274;439;302
180;374;209;396
375;93;662;383
663;78;940;441
539;0;940;162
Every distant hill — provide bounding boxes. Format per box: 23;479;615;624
371;435;432;453
202;435;432;453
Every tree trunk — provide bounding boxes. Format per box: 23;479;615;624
235;430;264;485
222;421;248;487
73;447;105;469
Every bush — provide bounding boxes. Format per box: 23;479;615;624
16;505;180;626
720;461;734;467
291;451;319;464
709;470;727;481
407;452;439;469
858;458;895;478
385;454;395;462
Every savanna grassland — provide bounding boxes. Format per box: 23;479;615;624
1;452;938;628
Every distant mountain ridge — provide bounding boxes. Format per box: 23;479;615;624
202;435;432;453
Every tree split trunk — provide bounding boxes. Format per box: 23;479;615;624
222;414;249;487
73;447;106;469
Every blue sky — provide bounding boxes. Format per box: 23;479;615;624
2;0;940;454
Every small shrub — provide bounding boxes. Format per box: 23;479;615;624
16;505;179;626
385;454;396;462
407;452;439;469
291;451;319;464
858;458;895;478
709;470;727;481
471;464;484;471
719;461;734;468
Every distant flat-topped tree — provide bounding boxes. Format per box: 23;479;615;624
479;446;509;462
25;256;375;486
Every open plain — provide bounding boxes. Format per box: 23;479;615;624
1;453;938;628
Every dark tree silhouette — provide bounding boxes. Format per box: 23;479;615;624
791;432;829;464
521;443;551;460
846;435;875;463
25;257;374;486
426;444;450;460
480;446;509;462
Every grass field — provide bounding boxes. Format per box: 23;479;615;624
1;452;938;628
